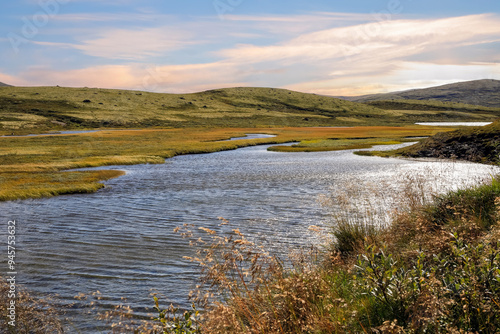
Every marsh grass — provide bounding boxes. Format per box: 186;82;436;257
0;126;445;201
0;170;125;201
268;137;412;153
318;167;450;258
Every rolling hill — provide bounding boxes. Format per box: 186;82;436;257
1;85;499;135
0;82;11;87
343;79;500;108
0;86;386;133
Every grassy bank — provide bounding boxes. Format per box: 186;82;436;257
268;137;413;152
0;126;448;201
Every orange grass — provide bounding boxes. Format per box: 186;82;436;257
0;126;451;201
0;170;125;201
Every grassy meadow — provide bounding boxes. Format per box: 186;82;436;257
0;86;387;134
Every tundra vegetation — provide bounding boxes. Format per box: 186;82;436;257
1;85;499;333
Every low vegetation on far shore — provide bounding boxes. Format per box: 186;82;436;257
0;126;447;201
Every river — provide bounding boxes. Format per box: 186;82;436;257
1;142;498;332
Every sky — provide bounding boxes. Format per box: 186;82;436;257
1;0;500;95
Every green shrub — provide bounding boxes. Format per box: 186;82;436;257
153;298;201;334
426;176;500;230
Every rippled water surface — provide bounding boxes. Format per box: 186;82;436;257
1;143;498;332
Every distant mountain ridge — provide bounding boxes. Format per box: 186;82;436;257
0;82;11;87
343;79;500;108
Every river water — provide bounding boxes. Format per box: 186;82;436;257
1;142;498;332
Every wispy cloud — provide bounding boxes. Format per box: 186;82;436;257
220;14;500;64
33;26;196;60
15;61;248;93
212;14;500;94
73;27;195;60
3;11;500;95
51;12;175;23
283;62;500;96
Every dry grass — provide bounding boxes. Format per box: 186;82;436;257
0;276;64;333
160;175;500;334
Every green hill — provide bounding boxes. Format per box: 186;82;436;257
345;79;500;108
1;85;499;135
0;86;387;134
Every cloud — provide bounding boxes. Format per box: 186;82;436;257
70;27;195;60
19;65;140;88
219;12;375;37
283;62;500;96
223;12;374;23
220;14;500;64
5;12;500;95
16;61;250;93
51;12;175;23
0;72;28;86
213;13;500;94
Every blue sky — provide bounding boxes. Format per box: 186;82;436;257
1;0;500;95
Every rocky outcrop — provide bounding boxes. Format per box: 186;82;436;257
397;121;500;164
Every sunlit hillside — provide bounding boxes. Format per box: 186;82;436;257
1;85;499;135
